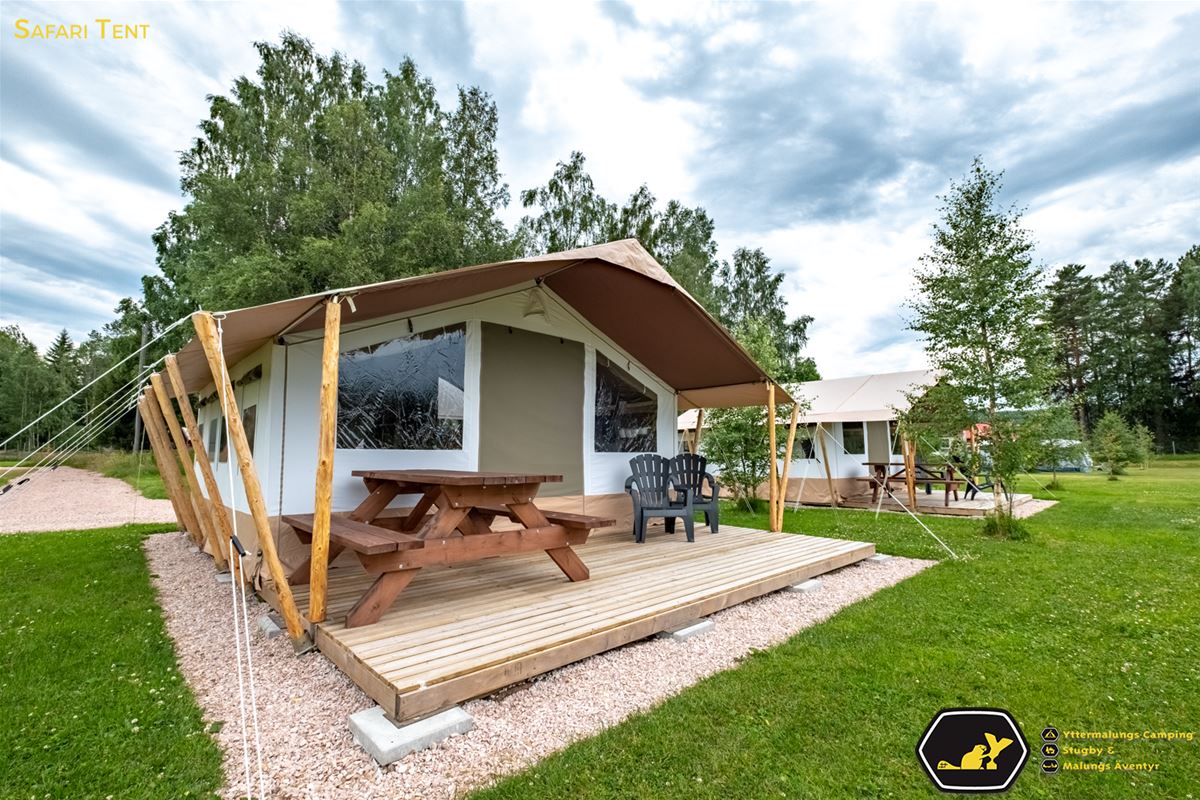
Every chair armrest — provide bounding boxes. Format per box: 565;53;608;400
703;472;719;499
668;479;693;509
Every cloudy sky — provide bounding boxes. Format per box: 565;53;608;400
1;1;1197;376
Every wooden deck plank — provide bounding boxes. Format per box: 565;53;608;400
265;524;874;722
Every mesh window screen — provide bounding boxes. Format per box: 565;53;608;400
841;422;866;454
594;354;657;452
337;324;466;450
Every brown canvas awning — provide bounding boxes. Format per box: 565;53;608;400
172;239;789;409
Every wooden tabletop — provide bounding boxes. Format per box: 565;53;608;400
352;469;563;486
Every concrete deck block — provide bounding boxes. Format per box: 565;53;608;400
656;618;714;641
349;706;474;765
215;572;233;584
786;578;823;593
257;614;284;639
868;553;894;563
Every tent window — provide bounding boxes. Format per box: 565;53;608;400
889;421;903;455
196;422;204;459
208;416;221;462
841;422;866;454
242;405;257;455
337;324;466;450
595;354;657;452
799;423;818;459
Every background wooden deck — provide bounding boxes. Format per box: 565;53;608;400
277;525;874;721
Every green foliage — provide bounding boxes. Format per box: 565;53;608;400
1091;411;1142;478
716;248;817;383
1045;245;1200;451
702;319;811;505
518;152;728;316
0;326;74;448
0;525;223;798
907;158;1055;500
148;33;516;328
980;510;1031;540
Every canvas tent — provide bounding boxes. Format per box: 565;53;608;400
782;369;936;504
679;369;937;505
166;239;789;588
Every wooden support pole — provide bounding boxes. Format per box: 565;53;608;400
767;384;779;531
817;423;838;508
309;298;341;623
192;311;309;645
904;437;918;510
776;403;800;530
692;408;706;455
164;355;238;578
150;373;227;571
137;393;200;540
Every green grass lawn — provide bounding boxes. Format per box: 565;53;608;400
472;459;1200;799
0;524;223;799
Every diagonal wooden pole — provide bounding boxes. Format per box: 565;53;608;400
164;355;238;578
309;298;341;623
192;311;309;646
149;372;227;571
138;392;201;541
777;402;800;530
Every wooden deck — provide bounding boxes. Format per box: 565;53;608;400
269;524;873;722
838;491;1035;517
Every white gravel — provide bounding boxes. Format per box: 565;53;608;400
0;465;176;533
146;532;933;799
1013;499;1057;518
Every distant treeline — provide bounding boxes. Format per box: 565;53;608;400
1045;247;1200;452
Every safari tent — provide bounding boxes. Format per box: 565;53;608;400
163;240;791;571
780;370;937;504
138;239;874;725
679;369;937;505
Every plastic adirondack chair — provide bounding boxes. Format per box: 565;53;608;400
624;454;695;543
669;453;719;534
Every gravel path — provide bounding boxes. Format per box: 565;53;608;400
0;466;176;533
1013;499;1057;518
146;532;933;799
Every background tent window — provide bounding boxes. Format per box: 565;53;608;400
799;423;818;459
337;324;466;450
595;354;657;452
841;421;866;454
888;421;904;455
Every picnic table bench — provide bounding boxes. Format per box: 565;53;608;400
859;461;965;507
285;469;614;627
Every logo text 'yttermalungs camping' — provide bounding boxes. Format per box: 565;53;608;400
917;708;1030;793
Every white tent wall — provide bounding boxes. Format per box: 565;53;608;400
192;285;678;535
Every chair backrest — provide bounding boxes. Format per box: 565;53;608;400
670;453;707;494
627;454;672;506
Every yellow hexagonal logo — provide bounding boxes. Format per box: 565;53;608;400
917;708;1030;793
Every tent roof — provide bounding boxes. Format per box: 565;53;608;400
172;239;788;409
792;369;937;423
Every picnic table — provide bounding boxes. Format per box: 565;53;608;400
285;469;613;627
859;461;965;507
